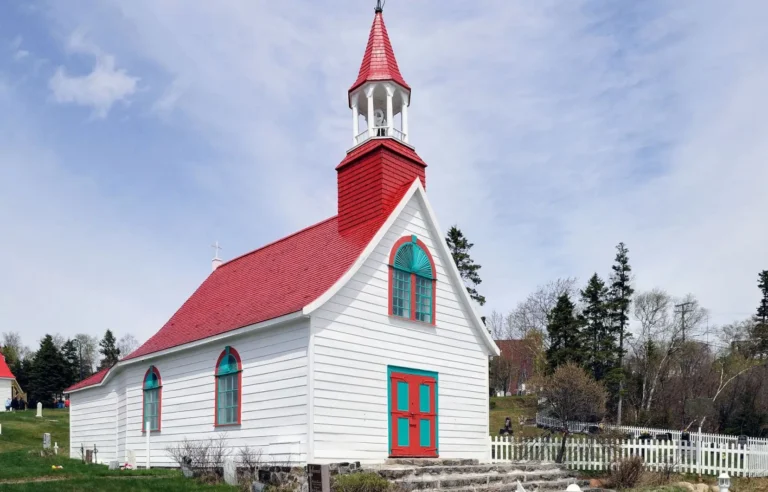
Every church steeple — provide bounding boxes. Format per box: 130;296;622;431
348;5;411;147
336;6;426;234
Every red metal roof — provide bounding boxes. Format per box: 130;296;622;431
65;368;109;392
0;353;14;379
125;216;382;360
349;11;410;96
65;215;384;392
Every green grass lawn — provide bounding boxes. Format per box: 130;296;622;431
0;408;233;489
489;395;546;439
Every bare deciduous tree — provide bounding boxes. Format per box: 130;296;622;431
117;334;140;359
539;363;607;462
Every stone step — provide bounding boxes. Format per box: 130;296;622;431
416;478;591;492
385;458;480;467
391;469;574;491
372;462;565;480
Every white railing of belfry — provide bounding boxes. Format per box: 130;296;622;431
354;127;408;145
535;413;768;447
489;436;768;478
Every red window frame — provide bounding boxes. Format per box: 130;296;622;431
214;346;243;427
388;236;437;325
142;366;162;433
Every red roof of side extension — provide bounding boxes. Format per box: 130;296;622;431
0;353;14;379
349;11;410;97
65;367;109;392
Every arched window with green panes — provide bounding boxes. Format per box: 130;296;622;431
389;235;436;324
215;346;242;426
142;366;161;432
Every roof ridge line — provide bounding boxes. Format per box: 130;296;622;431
218;215;339;269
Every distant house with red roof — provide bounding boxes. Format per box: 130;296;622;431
65;5;499;466
0;353;20;411
493;340;536;396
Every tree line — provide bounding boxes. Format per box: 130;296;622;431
444;224;768;437
0;329;139;407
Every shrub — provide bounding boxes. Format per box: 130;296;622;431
607;456;644;490
333;472;392;492
489;400;497;410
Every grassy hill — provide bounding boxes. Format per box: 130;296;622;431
0;409;232;490
489;395;544;438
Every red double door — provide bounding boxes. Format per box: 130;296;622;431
389;371;437;457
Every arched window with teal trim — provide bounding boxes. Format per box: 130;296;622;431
143;366;161;432
389;235;436;324
215;346;242;426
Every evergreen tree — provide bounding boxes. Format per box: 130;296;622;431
98;330;121;370
608;242;634;424
753;270;768;357
29;335;69;406
579;273;615;382
61;339;80;386
546;293;584;373
11;357;31;394
445;226;486;305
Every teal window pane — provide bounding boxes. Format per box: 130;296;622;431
397;418;410;446
415;276;432;323
217;373;239;424
392;269;411;318
218;354;238;375
419;384;430;413
420;419;431;447
143;388;159;431
397;381;409;411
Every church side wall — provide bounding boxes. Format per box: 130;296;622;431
0;379;12;412
310;193;490;463
69;383;119;463
117;319;309;467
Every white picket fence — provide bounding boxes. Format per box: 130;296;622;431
535;413;768;447
489;436;768;477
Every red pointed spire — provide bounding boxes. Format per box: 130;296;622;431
349;11;410;97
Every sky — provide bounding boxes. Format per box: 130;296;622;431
1;0;766;350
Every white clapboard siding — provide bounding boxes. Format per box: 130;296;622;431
70;319;309;467
0;379;12;412
489;436;768;477
69;383;118;463
311;193;490;463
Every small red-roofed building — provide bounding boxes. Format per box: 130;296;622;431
0;352;20;411
65;4;499;466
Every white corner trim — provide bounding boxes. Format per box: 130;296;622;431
412;188;501;356
66;311;307;394
302;179;500;356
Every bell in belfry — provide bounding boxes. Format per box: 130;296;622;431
374;109;387;136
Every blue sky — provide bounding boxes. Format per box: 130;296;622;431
1;0;766;348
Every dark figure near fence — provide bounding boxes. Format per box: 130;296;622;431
656;432;672;441
499;417;514;436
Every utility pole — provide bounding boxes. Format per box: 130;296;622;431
675;302;694;342
675;301;693;429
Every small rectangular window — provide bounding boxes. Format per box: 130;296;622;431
415;276;432;323
392;269;411;318
143;389;159;431
217;373;239;425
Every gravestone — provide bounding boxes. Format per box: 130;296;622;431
308;464;330;492
126;449;137;468
85;449;93;464
224;458;237;485
43;433;51;449
54;442;59;455
109;460;120;470
36;402;43;418
738;435;748;447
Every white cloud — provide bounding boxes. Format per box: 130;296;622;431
5;0;767;348
49;33;138;118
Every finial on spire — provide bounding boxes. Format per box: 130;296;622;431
375;0;384;13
